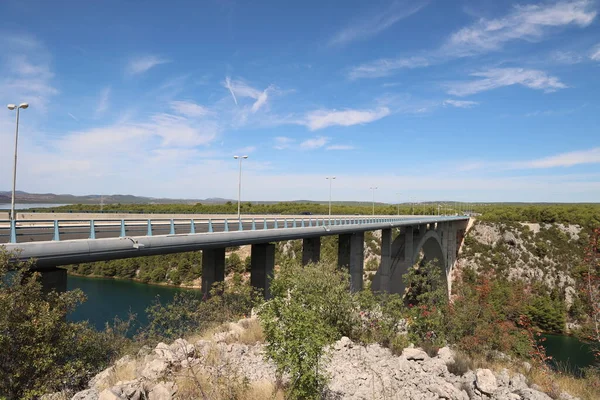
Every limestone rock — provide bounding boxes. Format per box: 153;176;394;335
141;358;169;380
89;366;114;391
402;347;429;361
516;388;554;400
71;389;100;400
475;368;498;394
437;346;455;363
98;389;122;400
148;382;176;400
503;231;518;246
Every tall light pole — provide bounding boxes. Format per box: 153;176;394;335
233;155;248;219
396;192;401;215
326;176;336;221
370;187;378;216
7;103;29;222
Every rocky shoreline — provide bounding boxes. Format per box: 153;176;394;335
52;317;579;400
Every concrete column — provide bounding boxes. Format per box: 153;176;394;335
251;243;275;299
302;237;321;265
379;228;392;293
403;226;414;263
202;248;225;297
338;232;364;292
39;268;67;293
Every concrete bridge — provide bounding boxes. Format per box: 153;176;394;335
1;213;469;298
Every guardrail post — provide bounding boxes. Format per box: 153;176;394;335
293;218;297;228
274;219;278;229
120;219;126;237
208;219;213;233
89;220;96;239
238;219;243;231
309;218;313;227
301;219;305;228
9;220;16;243
190;219;196;234
53;220;60;241
147;219;153;236
263;218;268;230
170;219;175;235
283;219;288;228
252;218;256;231
224;219;229;232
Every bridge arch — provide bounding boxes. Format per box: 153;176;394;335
377;227;448;296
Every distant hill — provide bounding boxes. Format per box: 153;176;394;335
0;191;230;205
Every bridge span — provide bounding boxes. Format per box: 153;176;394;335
1;214;469;298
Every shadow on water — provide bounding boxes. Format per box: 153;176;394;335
542;334;597;377
67;275;199;335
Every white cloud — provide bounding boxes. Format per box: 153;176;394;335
170;100;210;118
326;144;355;150
300;136;329;150
519;147;600;168
304;107;390;130
445;0;596;55
96;87;111;116
551;50;585;64
348;57;430;79
443;99;479;108
447;68;567;96
126;55;170;75
329;1;429;46
274;136;295;150
223;76;271;113
349;0;597;79
591;44;600;60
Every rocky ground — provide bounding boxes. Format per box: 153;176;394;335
55;317;578;400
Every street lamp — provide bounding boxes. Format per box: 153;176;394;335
370;187;378;216
326;176;336;222
7;103;29;222
233;155;248;219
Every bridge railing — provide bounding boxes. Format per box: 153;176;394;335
0;216;423;244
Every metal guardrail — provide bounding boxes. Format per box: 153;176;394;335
0;216;440;244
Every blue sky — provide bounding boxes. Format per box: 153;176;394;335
0;0;599;203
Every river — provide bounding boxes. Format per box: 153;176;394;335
66;275;597;374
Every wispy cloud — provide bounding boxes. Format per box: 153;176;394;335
447;68;567;96
326;144;355;151
304;107;390;130
300;136;329;149
223;76;271;113
68;112;79;121
126;55;170;75
329;0;429;46
445;0;596;56
95;87;111;116
170;100;210;118
591;43;600;61
348;57;430;79
550;50;585;64
518;147;600;168
443;99;479;108
274;136;295;150
349;0;597;79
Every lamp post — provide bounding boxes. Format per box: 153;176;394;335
326;176;336;222
370;187;377;216
233;155;248;219
7;103;29;222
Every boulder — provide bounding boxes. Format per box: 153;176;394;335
437;346;455;364
71;389;100;400
98;389;122;400
148;382;177;400
503;232;518;246
402;347;428;361
475;368;497;394
141;358;169;380
89;366;114;391
516;388;553;400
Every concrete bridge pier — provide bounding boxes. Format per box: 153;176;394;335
338;232;364;292
251;243;275;299
302;237;321;265
202;248;225;297
379;228;392;293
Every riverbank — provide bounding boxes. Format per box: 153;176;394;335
66;270;203;290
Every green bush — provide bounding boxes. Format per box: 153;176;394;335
259;261;356;399
0;250;129;399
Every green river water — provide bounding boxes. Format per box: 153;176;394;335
67;275;596;374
